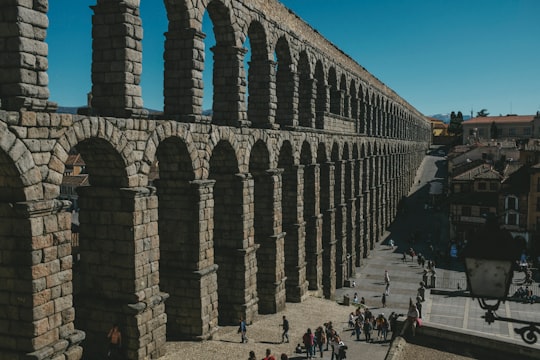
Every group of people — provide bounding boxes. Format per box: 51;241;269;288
299;322;347;360
512;285;537;303
348;307;391;343
248;348;287;360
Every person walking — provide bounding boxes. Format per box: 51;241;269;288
303;328;315;359
382;293;387;308
354;318;362;341
363;318;373;342
107;324;122;359
403;299;420;337
281;315;290;343
315;326;325;358
238;317;248;343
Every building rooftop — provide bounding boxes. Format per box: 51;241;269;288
463;115;536;125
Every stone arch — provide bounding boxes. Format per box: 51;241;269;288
246;21;273;128
314;60;326;129
142;123;200;182
275;36;295;128
298;50;314;128
250;139;285;313
0;126;46;357
208;140;247;325
152;136;199;339
278;140;307;302
203;0;244;126
328;67;339;115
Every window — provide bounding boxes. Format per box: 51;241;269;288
490;182;497;191
509;128;516;136
478;182;486;190
462;183;471;192
507;213;517;226
524;127;532;136
462;206;471;216
506;196;517;210
480;207;489;216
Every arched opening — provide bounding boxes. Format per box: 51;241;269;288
68;138;130;359
362;144;370;258
153;137;195;339
298;51;313;128
201;1;239;125
353;144;362;267
275;37;294;128
250;141;279;313
343;144;353;279
350;80;358;121
0;148;33;357
279;141;305;302
246;22;272;128
208;141;245;325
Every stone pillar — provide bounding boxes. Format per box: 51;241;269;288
211;45;249;127
76;187;167;359
254;169;287;314
248;59;277;128
343;93;351;118
0;1;54;111
0;200;84;359
163;28;205;121
91;0;146;118
320;161;336;300
334;160;347;288
304;164;323;295
315;84;329;129
276;65;298;128
282;165;309;302
159;180;218;340
298;77;316;128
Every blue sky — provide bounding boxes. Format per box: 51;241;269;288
47;0;540;117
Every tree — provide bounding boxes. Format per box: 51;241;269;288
477;109;489;117
448;111;464;137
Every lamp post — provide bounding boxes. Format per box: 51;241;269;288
463;213;540;344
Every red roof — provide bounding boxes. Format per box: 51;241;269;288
464;115;535;125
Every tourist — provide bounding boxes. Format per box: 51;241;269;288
315;326;326;358
302;328;315;359
382;293;387;308
404;299;420;336
263;348;276;360
354;318;362;341
281;315;289;343
363;317;373;342
330;335;341;360
107;324;122;359
280;354;288;360
238;317;248;343
248;350;256;360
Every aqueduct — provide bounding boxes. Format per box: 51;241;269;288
0;0;431;359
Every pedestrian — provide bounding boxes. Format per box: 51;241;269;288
354;318;362;341
248;350;256;360
315;326;326;358
381;314;389;341
238;317;248;343
382;293;386;308
363;318;372;342
280;354;288;360
416;298;423;319
360;297;366;306
330;335;341;360
388;238;394;249
384;270;390;285
302;328;315;359
281;315;289;343
263;348;276;360
107;323;122;359
403;299;420;337
385;282;390;296
324;323;333;351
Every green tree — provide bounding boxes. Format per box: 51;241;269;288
448;111;464;136
477;109;489;117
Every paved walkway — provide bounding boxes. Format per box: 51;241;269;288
337;152;540;350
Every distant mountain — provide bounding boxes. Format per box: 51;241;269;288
428;113;472;123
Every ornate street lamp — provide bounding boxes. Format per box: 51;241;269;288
463;214;540;344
